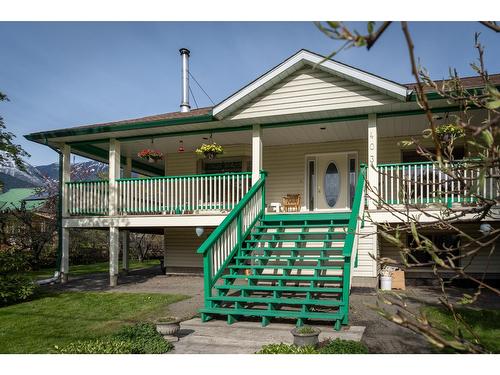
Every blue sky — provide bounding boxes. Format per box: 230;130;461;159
1;21;499;166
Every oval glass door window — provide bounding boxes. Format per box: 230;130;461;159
324;162;340;207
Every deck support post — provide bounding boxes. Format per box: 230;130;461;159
367;114;378;210
162;228;168;275
252;124;262;185
109;226;120;286
121;230;129;273
60;228;69;283
60;144;71;282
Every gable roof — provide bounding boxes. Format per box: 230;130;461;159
212;49;411;119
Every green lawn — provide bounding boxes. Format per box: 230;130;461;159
423;306;500;353
29;259;159;279
0;291;187;353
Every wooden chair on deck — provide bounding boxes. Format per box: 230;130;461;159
282;194;301;212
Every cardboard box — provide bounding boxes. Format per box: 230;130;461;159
391;270;406;290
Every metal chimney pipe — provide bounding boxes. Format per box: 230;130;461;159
179;48;191;113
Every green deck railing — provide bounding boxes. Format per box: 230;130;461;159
377;160;498;207
197;172;267;307
65;179;109;215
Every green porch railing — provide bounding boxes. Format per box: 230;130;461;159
116;172;252;215
341;164;366;319
197;172;267;308
377;160;498;207
65;179;109;215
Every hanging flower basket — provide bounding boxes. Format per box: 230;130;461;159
137;149;164;163
195;143;224;160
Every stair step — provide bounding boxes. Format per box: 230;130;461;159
241;247;344;252
251;231;347;236
234;255;345;262
222;274;343;282
256;224;347;229
208;296;343;307
246;239;345;243
229;264;343;271
215;284;343;293
200;307;344;321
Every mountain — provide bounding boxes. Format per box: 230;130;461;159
0;155;108;192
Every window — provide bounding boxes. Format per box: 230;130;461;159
324;162;340;208
200;157;250;174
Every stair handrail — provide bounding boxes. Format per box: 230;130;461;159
198;171;267;300
343;164;367;257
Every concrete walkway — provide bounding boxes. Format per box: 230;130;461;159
172;318;365;354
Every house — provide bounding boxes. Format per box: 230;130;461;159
25;49;499;329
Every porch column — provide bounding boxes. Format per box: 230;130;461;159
109;139;121;216
367;113;378;209
60;144;71;283
121;230;129;273
252;124;263;184
109;226;120;286
61;144;71;217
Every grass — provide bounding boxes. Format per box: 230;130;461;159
29;259;159;279
423;306;500;353
0;291;187;353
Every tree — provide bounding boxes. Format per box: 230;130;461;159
0;91;30;189
317;22;499;353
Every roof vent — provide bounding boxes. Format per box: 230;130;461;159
179;48;191;113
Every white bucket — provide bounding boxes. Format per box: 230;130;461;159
380;276;392;291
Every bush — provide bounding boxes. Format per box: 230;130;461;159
317;338;369;354
257;343;318;354
257;339;369;354
0;247;36;306
56;322;173;354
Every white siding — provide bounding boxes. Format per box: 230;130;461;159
228;67;399;120
353;223;378;277
164;227;214;269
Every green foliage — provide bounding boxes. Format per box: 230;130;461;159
56;322;173;354
257;339;368;354
112;322;173;354
55;339;133;354
317;338;369;354
257;343;318;354
0;247;36;306
295;326;318;334
434;123;465;140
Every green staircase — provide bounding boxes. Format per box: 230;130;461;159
197;167;366;330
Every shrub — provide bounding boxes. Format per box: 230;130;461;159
0;247;36;306
257;339;369;354
295;326;319;334
317;338;369;354
257;343;318;354
56;322;173;354
55;339;133;354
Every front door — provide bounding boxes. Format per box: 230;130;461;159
316;153;349;210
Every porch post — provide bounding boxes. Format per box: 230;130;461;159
367;113;378;209
60;144;71;283
252;124;262;185
109;226;120;286
109;139;121;216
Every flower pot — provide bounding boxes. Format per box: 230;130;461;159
380;275;392;291
147;157;156;163
291;327;321;347
155;319;180;336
